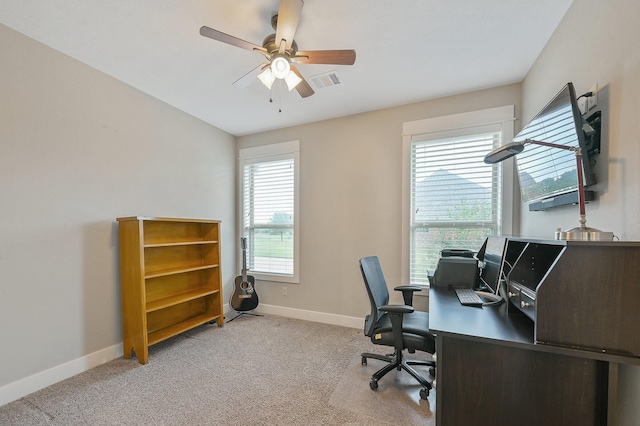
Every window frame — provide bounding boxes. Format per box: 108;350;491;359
238;140;300;284
401;106;515;287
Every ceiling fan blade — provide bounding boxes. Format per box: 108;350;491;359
290;66;314;98
293;50;356;65
275;0;304;52
233;63;269;88
200;26;268;57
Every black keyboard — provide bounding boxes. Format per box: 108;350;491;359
455;288;484;306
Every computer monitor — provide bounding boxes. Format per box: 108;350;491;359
477;236;507;295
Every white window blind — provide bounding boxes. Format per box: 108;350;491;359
410;131;502;285
239;141;299;283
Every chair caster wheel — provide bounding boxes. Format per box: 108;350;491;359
419;388;429;400
369;379;378;391
361;357;367;365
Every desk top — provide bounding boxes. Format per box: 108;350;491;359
429;287;533;347
429;287;640;365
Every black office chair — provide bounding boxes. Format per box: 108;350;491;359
359;256;436;399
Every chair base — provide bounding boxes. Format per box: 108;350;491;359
361;348;435;399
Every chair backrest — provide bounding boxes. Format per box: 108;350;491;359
360;256;390;337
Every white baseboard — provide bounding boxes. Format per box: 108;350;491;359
2;306;361;407
0;343;124;407
226;303;363;330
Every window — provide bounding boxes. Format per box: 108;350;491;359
410;131;501;284
402;106;515;286
239;141;299;283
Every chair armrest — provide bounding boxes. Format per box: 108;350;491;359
379;304;414;314
379;304;414;349
394;285;423;306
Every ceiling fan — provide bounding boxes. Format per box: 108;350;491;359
199;0;356;98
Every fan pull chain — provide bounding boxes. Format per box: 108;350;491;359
266;79;283;113
274;79;282;112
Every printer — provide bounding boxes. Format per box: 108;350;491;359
431;248;479;289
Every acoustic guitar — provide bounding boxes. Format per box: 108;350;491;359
230;237;259;311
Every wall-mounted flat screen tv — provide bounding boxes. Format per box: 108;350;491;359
513;82;596;206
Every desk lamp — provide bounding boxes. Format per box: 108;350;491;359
484;139;612;241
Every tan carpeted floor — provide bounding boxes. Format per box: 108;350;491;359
330;355;435;425
0;314;435;425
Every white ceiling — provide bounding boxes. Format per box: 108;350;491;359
0;0;573;136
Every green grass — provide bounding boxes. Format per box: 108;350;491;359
254;232;294;258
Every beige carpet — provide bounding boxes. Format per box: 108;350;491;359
330;355;436;425
0;315;436;425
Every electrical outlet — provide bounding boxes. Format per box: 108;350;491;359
282;286;288;296
588;83;598;110
577;97;588;115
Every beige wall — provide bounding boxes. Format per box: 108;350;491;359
237;84;521;317
5;0;637;418
520;0;640;424
0;24;236;395
520;0;640;241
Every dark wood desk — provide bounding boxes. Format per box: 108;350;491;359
429;287;613;426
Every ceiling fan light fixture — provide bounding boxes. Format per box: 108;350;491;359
284;71;302;90
201;0;356;100
258;67;276;89
270;56;291;79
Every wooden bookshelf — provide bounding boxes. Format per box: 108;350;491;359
117;216;224;364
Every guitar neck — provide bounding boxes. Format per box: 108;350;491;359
241;238;248;280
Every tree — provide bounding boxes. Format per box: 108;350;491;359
270;212;292;225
